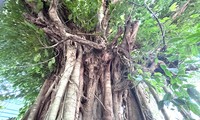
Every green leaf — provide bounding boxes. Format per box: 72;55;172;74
48;57;55;69
34;47;39;52
35;66;41;73
190;14;199;18
51;57;55;63
169;2;178;11
44;49;49;57
154;72;162;76
160;17;170;23
189;102;200;116
137;69;143;74
160;65;172;77
34;53;41;62
170;78;176;85
120;14;125;21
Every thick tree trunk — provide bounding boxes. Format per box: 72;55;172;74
22;0;155;120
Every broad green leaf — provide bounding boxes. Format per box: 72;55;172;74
160;65;172;77
169;2;178;12
160;17;170;23
190;14;199;18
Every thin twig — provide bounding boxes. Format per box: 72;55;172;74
40;39;65;49
94;94;107;111
14;48;59;68
144;3;166;47
129;2;166;50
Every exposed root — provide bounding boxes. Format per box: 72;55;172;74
62;46;82;120
75;63;84;120
103;62;114;120
47;43;77;120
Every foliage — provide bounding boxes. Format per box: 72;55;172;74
130;0;200;118
0;0;55;116
63;0;100;31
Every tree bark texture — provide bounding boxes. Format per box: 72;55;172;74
22;0;155;120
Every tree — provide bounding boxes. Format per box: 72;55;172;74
21;0;145;119
0;0;200;120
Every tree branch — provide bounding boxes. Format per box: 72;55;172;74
121;16;139;52
24;4;105;50
129;2;166;51
97;0;110;38
66;33;105;50
111;27;123;46
144;3;166;50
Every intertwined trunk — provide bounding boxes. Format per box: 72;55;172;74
22;0;155;120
